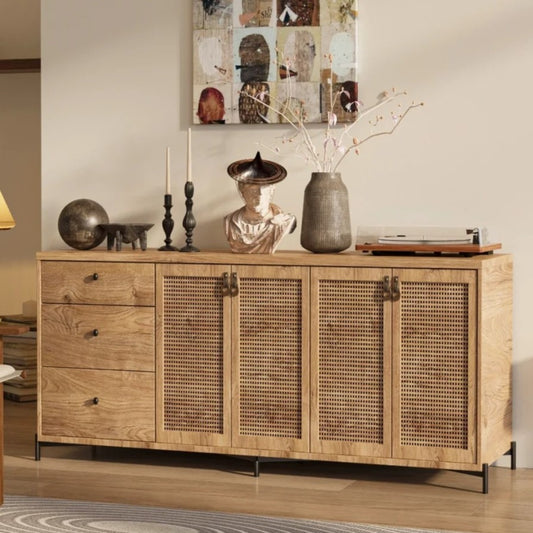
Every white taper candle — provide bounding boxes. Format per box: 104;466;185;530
165;146;171;194
187;128;192;182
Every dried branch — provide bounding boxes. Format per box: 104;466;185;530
239;55;423;174
333;102;424;172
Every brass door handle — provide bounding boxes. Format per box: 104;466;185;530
392;276;401;301
221;272;230;296
230;272;239;296
383;276;392;300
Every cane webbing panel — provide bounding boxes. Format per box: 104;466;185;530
400;281;469;449
238;277;302;438
318;279;384;443
163;276;224;434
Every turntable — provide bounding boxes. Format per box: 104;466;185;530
355;226;501;256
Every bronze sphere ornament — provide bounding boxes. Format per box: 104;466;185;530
57;198;109;250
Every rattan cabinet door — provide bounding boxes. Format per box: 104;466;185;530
310;267;392;458
231;265;309;452
391;268;477;465
156;264;232;447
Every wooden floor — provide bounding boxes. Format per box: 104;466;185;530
3;401;532;533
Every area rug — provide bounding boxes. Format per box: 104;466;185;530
0;495;463;533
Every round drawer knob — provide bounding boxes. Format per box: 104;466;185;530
93;397;99;405
92;329;99;337
92;273;99;281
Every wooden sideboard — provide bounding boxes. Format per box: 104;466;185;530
36;250;514;492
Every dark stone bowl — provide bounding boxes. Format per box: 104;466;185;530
99;223;153;251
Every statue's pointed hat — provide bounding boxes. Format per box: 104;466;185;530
227;152;287;185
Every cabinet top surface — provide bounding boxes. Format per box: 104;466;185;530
36;249;512;270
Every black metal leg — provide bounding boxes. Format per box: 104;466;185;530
504;440;517;470
482;463;489;494
254;457;260;477
34;433;40;461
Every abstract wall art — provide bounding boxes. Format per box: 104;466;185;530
193;0;358;125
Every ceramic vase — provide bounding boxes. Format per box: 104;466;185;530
300;172;352;253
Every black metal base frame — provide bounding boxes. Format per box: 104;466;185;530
232;455;296;478
35;436;517;494
35;435;98;461
244;442;517;494
454;441;516;494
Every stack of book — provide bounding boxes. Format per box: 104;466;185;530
1;315;37;402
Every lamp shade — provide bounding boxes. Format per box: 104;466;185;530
0;190;15;230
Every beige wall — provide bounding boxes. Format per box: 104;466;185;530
0;74;41;316
0;0;40;59
0;0;41;316
41;1;533;466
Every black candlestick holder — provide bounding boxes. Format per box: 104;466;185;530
180;181;199;252
159;194;179;251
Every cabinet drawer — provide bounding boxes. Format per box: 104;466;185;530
41;367;155;442
40;261;154;306
41;304;154;371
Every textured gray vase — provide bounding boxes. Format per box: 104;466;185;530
300;172;352;253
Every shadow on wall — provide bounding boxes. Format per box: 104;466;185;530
192;214;229;251
22;300;37;317
0;300;36;320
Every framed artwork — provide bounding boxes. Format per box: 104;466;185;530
193;0;358;125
